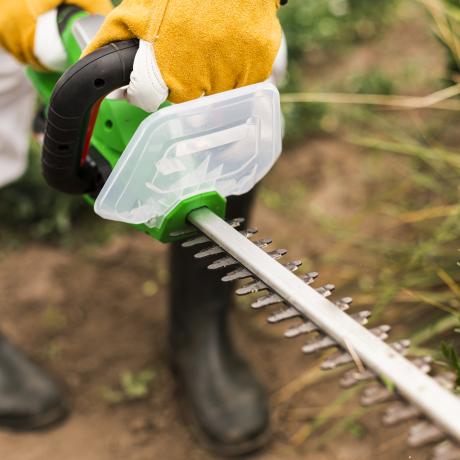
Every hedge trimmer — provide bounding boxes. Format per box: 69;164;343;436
27;8;460;459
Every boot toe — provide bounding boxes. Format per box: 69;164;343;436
0;385;68;430
0;336;68;430
208;405;270;451
189;375;270;455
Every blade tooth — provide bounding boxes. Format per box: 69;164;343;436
195;245;225;259
267;307;299;324
302;334;335;354
240;227;258;238
360;383;394;406
222;267;252;282
408;421;445;448
182;235;211;248
284;320;318;338
336;296;353;309
251;292;283;309
252;237;273;249
208;255;238;270
432;440;460;460
269;248;288;260
340;368;376;388
350;310;372;325
236;279;267;296
227;217;245;228
370;324;391;341
321;351;353;370
315;283;335;297
382;402;421;426
435;373;456;391
391;339;411;355
411;355;433;374
284;260;303;272
336;298;353;311
298;272;319;285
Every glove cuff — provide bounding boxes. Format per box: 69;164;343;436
127;40;169;113
34;9;67;71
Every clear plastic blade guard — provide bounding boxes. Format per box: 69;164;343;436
94;82;282;229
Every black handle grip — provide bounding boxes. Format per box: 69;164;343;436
42;39;139;194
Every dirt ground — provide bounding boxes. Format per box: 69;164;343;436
0;5;450;460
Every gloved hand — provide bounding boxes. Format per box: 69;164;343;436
85;0;283;112
0;0;112;70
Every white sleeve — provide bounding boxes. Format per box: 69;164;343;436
0;48;36;188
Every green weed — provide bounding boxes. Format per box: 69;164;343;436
441;340;460;390
101;369;156;404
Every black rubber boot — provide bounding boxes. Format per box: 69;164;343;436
0;333;68;430
169;192;270;456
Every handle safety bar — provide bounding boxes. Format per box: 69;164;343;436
43;38;138;194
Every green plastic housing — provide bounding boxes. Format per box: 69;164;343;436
26;12;226;242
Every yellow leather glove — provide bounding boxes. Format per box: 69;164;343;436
85;0;282;111
0;0;112;68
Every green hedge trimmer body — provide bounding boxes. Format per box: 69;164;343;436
27;11;227;242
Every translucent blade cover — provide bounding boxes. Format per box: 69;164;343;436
94;82;282;228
